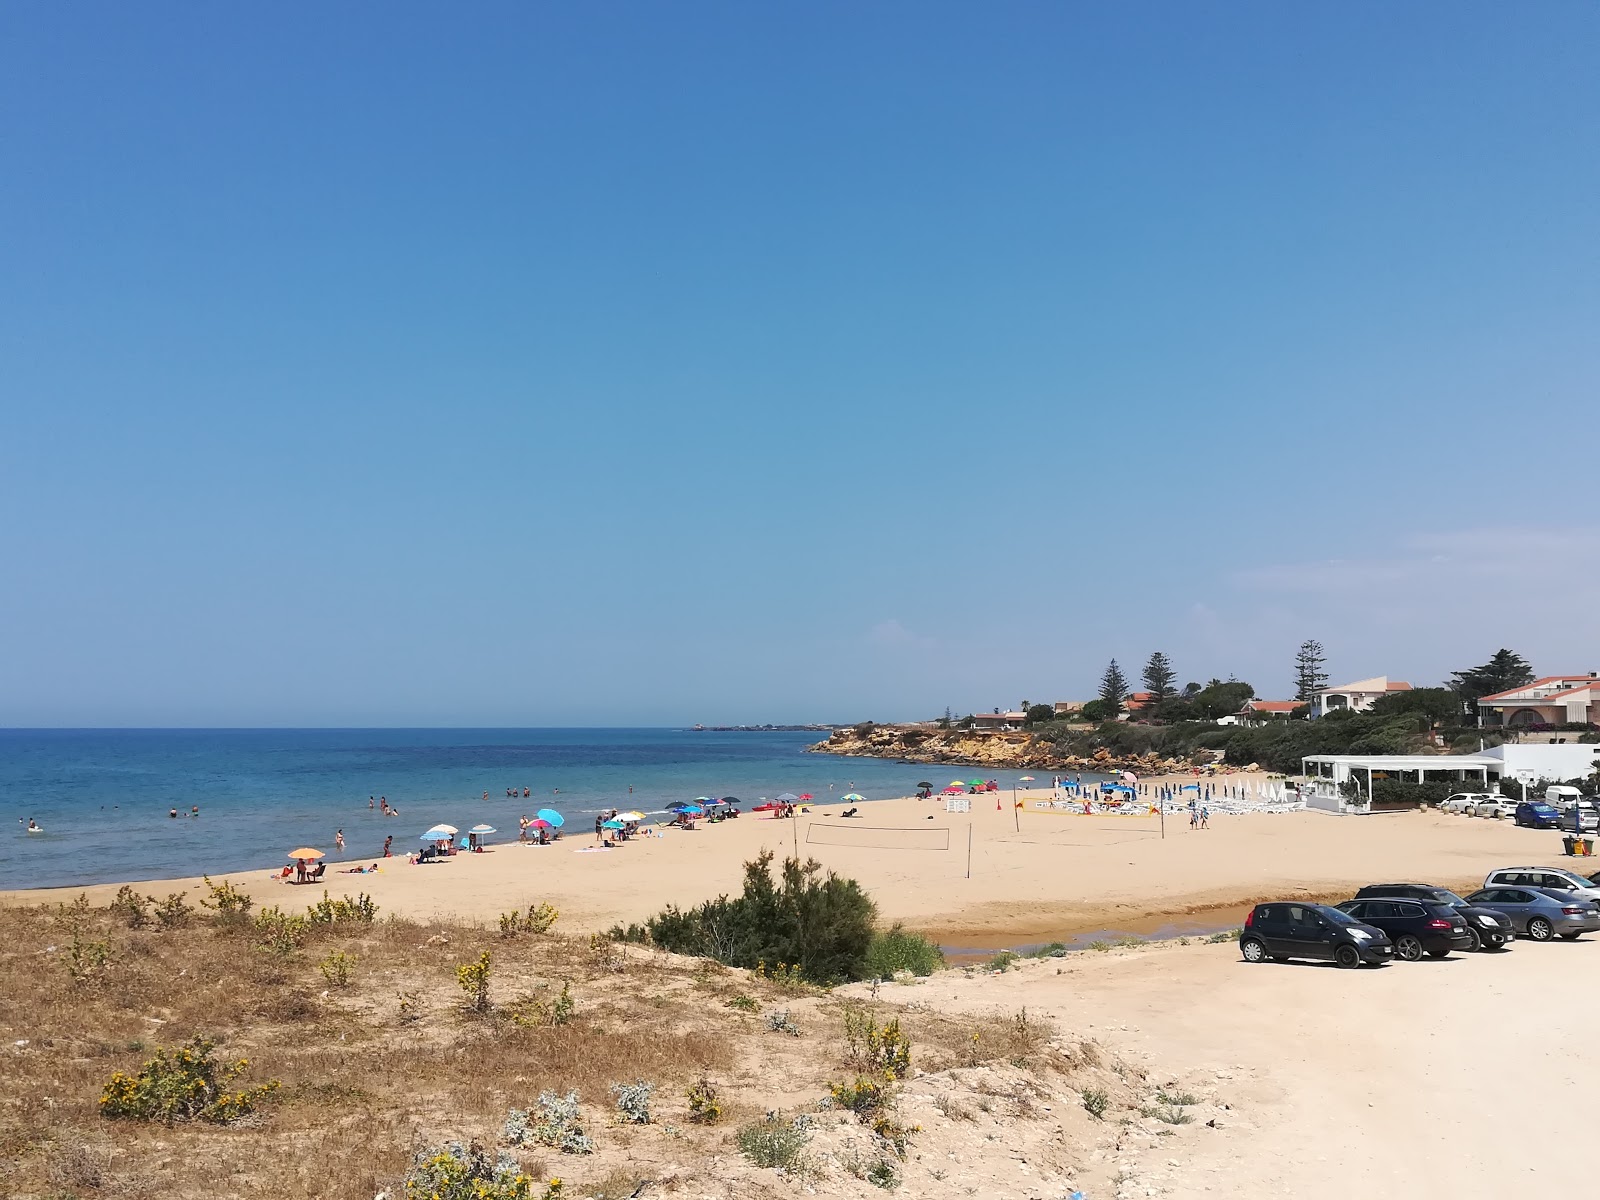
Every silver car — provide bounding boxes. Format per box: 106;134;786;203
1482;867;1600;905
1464;886;1600;941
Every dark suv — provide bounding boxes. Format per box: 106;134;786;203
1335;897;1473;960
1240;902;1393;968
1353;883;1515;951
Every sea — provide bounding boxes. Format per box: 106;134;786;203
0;728;1044;890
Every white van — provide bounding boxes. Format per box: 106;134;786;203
1546;785;1583;807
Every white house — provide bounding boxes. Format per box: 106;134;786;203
1477;742;1600;786
1308;676;1412;719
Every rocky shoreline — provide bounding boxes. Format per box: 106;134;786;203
807;723;1218;777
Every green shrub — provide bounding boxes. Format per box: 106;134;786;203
319;950;355;987
254;906;308;957
457;951;492;1013
110;886;151;929
200;877;253;926
306;891;378;925
639;851;877;985
986;950;1020;973
862;925;944;980
843;1008;911;1079
100;1037;279;1124
610;1080;654;1124
504;1091;595;1155
152;892;194;930
736;1114;810;1171
686;1076;722;1124
403;1142;543;1200
1081;1088;1109;1119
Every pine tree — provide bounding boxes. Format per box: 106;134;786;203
1450;650;1536;703
1293;640;1329;702
1142;652;1177;702
1099;659;1129;716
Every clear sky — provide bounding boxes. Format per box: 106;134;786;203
3;4;1597;726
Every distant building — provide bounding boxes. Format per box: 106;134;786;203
1123;692;1156;716
1477;674;1600;728
1308;676;1412;719
971;711;1028;731
1053;701;1085;717
1238;700;1302;725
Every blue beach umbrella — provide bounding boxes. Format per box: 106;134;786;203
536;808;565;827
775;793;800;802
602;818;625;829
666;802;695;812
468;824;497;835
422;824;456;840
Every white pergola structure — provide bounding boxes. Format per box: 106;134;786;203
1301;754;1499;811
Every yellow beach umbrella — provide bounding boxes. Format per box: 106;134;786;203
288;847;324;860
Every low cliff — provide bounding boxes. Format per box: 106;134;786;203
808;724;1215;776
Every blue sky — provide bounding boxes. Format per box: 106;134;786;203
3;4;1597;726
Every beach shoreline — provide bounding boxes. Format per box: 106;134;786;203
2;774;1559;947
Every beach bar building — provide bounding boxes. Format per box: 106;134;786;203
1300;753;1498;812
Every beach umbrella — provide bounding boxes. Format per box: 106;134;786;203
288;847;324;860
968;778;985;786
942;786;964;795
468;824;497;835
536;809;564;827
775;792;800;802
681;804;704;814
666;801;695;812
602;818;625;829
421;824;455;840
917;782;933;789
719;796;741;804
527;818;552;829
699;797;724;806
618;811;645;821
948;780;967;787
841;793;864;801
1018;776;1035;783
798;793;813;800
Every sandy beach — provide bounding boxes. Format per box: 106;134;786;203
3;775;1571;945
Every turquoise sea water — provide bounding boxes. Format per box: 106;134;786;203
0;728;1038;889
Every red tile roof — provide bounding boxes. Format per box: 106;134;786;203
1244;700;1302;713
1479;675;1597;703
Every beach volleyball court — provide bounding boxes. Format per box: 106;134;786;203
804;821;953;851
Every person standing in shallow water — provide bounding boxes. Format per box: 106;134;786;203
382;834;393;857
335;828;345;853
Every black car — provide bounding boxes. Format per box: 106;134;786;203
1335;897;1474;961
1353;883;1515;951
1240;902;1393;968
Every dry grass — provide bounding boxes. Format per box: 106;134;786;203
0;896;824;1200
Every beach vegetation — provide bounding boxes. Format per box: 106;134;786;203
306;890;378;925
254;905;309;958
508;981;578;1028
636;851;877;985
685;1076;722;1124
152;891;195;930
862;924;944;980
1029;942;1069;958
985;949;1021;972
501;901;559;937
610;1079;654;1124
403;1141;541;1200
319;949;356;987
736;1113;811;1172
504;1091;596;1155
200;876;254;926
100;1036;279;1124
1081;1087;1110;1119
764;1007;801;1036
723;993;759;1012
1142;651;1177;702
1023;703;1055;725
843;1008;911;1079
1098;659;1129;717
457;951;494;1013
110;885;152;928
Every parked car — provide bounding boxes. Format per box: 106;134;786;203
1334;898;1473;960
1239;902;1393;968
1470;796;1516;819
1442;792;1495;814
1553;802;1600;833
1463;887;1600;941
1514;802;1563;829
1482;867;1600;904
1352;883;1515;951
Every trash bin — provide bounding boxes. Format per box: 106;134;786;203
1563;835;1594;856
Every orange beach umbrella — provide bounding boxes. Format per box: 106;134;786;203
288;847;324;860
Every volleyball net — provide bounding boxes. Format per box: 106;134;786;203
804;822;954;851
